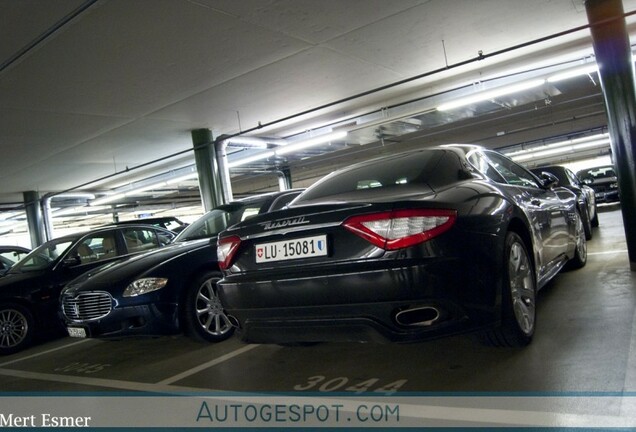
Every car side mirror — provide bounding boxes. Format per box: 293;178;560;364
62;255;82;267
540;172;559;189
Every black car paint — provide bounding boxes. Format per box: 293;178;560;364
217;145;582;346
576;165;620;203
60;190;302;339
531;165;598;238
0;225;174;354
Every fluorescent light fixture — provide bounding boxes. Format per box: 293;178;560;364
547;64;598;83
505;133;609;158
228;151;275;168
166;172;198;185
275;131;347;156
511;137;610;162
437;79;545;111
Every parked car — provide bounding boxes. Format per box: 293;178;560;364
530;165;598;240
112;216;189;233
576;165;620;204
0;246;30;276
217;144;587;348
0;225;175;355
60;190;302;343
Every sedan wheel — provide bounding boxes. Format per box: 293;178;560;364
183;273;234;342
508;240;535;337
0;304;34;355
566;210;587;270
480;232;536;347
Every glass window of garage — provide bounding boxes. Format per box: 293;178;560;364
483;151;540;188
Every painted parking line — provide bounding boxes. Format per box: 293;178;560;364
156;344;260;385
0;339;93;368
588;249;628;256
0;343;261;393
0;367;206;393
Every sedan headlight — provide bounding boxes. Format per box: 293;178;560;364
123;278;168;297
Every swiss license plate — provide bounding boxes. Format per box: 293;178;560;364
67;327;86;338
255;235;328;263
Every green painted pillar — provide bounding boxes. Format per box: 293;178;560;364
23;191;46;248
586;0;636;271
192;129;224;212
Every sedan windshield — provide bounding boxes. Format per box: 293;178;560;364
175;200;266;242
9;238;75;273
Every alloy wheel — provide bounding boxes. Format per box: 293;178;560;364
194;277;233;337
508;241;535;336
0;308;29;350
575;213;587;261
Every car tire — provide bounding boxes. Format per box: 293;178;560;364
566;210;587;270
480;232;536;348
182;272;234;343
591;206;599;227
580;206;593;240
0;303;34;355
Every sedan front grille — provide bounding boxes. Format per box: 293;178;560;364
62;292;113;322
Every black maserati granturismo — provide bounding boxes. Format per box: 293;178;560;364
217;144;587;348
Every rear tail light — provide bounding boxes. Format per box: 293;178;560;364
343;209;456;250
217;235;242;270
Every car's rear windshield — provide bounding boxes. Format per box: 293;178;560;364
578;166;616;180
295;150;445;203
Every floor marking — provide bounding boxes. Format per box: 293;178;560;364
1;367;633;428
620;289;636;418
0;367;208;393
588;249;628;256
0;339;93;368
156;344;260;385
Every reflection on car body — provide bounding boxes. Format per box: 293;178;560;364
60;190;302;343
530;165;598;240
217;144;587;348
0;225;175;355
577;165;620;204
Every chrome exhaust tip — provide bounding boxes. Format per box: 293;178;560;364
394;306;441;327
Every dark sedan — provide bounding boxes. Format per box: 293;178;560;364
60;190;301;343
576;165;620;204
530;165;598;240
217;144;587;348
0;246;30;276
0;225;175;355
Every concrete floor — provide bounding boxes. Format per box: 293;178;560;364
1;206;634;426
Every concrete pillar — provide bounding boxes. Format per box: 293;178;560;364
23;191;45;248
192;129;225;212
586;0;636;271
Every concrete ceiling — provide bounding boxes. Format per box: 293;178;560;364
2;0;636;214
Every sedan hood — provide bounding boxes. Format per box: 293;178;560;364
0;269;48;292
64;238;212;293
